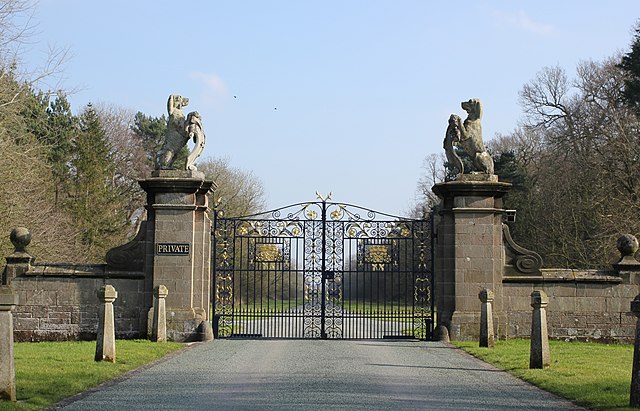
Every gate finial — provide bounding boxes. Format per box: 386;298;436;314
315;191;333;202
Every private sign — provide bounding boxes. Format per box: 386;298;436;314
156;243;190;255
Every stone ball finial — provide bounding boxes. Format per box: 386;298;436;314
617;234;639;257
10;227;31;253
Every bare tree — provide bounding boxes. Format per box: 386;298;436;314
414;153;445;213
197;157;266;217
506;57;640;268
0;0;70;108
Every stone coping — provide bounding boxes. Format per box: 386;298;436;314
151;169;206;179
448;207;505;214
139;178;216;194
432;179;512;198
22;263;144;279
503;268;622;284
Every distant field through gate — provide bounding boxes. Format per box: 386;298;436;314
212;197;433;339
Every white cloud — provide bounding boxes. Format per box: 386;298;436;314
493;10;554;36
190;71;229;97
190;71;229;111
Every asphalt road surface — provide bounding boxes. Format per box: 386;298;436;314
52;340;585;410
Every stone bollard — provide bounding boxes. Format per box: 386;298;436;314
95;285;117;363
479;288;495;348
629;294;640;407
530;290;550;369
0;286;18;401
435;324;450;343
152;285;168;342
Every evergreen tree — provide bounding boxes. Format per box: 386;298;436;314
46;94;75;188
21;91;76;207
68;104;127;259
618;21;640;115
132;111;188;169
493;151;527;190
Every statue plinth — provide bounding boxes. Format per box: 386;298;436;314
151;169;205;179
432;176;511;341
455;173;499;183
139;170;216;342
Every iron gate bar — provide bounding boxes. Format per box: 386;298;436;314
212;200;434;340
321;200;327;338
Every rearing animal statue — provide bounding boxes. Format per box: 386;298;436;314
156;94;206;171
443;98;494;178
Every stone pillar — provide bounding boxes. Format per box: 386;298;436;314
152;285;168;342
0;286;18;401
432;176;511;340
2;227;33;285
95;285;117;363
630;294;640;407
530;290;550;369
139;170;215;342
479;288;495;348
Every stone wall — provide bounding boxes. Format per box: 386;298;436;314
10;264;147;342
439;273;639;343
499;270;639;343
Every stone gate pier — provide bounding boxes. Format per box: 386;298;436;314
138;170;216;341
432;175;512;340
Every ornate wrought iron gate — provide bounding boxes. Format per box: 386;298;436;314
212;197;433;339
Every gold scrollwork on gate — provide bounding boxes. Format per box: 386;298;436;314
414;277;430;304
365;244;391;271
256;244;281;262
215;273;233;311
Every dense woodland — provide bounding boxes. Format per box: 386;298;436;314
0;1;265;263
417;22;640;269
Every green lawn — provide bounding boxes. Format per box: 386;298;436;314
453;339;635;411
0;340;184;411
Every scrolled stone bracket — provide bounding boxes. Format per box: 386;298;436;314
503;223;543;276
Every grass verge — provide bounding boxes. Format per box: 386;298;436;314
0;339;184;411
453;339;634;411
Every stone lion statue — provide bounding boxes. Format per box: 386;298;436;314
156;94;206;170
443;98;494;177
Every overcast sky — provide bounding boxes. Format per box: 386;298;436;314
21;1;640;215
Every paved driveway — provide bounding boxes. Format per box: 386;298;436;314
52;340;585;410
